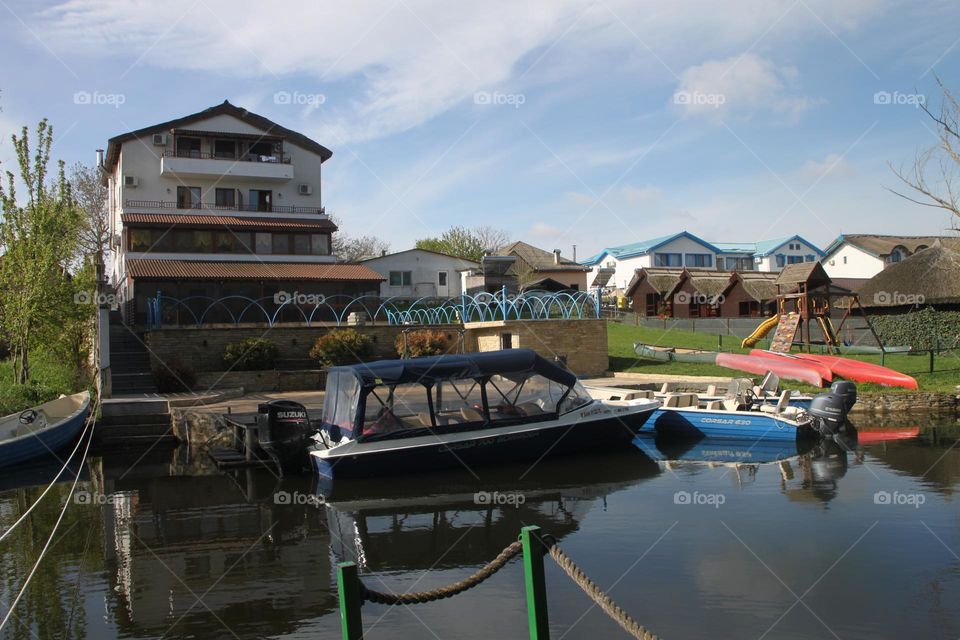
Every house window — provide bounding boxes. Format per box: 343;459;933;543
177;186;201;209
843;256;848;264
889;249;903;263
215;232;234;253
311;234;330;255
776;254;786;268
233;232;252;253
787;255;804;264
805;254;815;262
192;231;212;252
213;140;236;159
215;188;235;208
686;253;712;268
129;229;151;252
389;271;412;287
500;333;513;349
654;253;682;267
255;233;272;254
175;136;201;158
248;189;272;212
272;233;291;254
438;271;448;286
293;235;311;254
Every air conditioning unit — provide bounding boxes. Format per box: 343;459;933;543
297;184;313;196
123;175;139;188
152;133;167;146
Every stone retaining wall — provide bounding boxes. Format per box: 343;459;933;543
850;392;959;415
194;369;328;392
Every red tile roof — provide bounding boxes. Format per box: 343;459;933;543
127;259;385;281
121;213;335;231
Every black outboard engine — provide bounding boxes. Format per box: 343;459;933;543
808;392;846;436
829;380;857;413
256;400;312;475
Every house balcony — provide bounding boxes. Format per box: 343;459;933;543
124;200;325;216
160;151;294;181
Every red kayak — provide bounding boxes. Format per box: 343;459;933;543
715;353;824;387
749;349;833;383
856;427;920;444
792;354;919;390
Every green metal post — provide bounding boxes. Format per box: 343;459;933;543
521;525;550;639
929;349;934;374
718;334;722;351
337;562;364;640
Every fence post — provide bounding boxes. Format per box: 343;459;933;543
501;285;508;321
929;349;934;374
337;562;363;640
521;525;550;640
718;334;722;351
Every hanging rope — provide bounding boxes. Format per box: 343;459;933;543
542;535;661;640
359;540;523;605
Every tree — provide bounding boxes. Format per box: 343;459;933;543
0;121;84;383
890;76;960;224
328;213;390;262
69;162;110;264
416;225;510;261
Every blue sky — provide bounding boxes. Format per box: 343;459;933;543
1;0;958;258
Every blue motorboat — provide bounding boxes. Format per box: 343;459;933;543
636;433;816;464
0;392;91;467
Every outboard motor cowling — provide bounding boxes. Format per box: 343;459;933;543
829;380;857;414
256;400;312;475
808;392;845;435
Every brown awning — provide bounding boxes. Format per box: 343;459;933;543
127;259;385;282
122;213;335;232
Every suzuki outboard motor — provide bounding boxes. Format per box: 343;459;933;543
829;380;857;414
256;400;312;475
808;392;846;436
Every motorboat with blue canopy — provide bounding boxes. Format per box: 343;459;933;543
310;349;660;478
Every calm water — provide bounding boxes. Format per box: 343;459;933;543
1;415;959;640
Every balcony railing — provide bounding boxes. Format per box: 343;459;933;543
162;150;291;164
125;200;325;215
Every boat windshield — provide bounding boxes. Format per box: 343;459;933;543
322;371;362;439
560;380;594;414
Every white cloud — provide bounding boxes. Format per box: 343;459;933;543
795;153;857;181
36;0;879;142
529;222;564;240
673;53;819;122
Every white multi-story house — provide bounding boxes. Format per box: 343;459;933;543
584;231;823;291
361;248;478;298
102;101;383;323
821;234;950;279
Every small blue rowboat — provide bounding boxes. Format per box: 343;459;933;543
0;392;91;467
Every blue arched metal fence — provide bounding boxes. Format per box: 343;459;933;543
146;287;601;329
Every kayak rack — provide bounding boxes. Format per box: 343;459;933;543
336;525;662;639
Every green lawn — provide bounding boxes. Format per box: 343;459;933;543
607;321;960;393
0;351;82;415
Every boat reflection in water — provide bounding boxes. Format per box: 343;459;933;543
636;430;858;501
319;448;661;572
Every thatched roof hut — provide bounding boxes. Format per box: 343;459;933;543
736;272;779;301
625;268;685;297
775;261;831;290
859;242;960;308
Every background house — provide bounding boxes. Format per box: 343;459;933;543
103;101;383;323
822;234;960;279
462;241;589;295
586;231;822;292
361;248;478;298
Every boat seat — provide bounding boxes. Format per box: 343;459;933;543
722;398;741;412
460;407;483;422
704;400;724;410
660;383;671;394
759;390;793;415
706;384;717;396
419;412;436;427
664;393;699;408
518;402;545;415
633;390;655;399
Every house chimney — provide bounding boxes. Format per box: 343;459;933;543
572;244;577;262
553;249;561;264
95;149;105;170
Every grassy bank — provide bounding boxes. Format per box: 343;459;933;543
0;351;82;415
607;321;960;393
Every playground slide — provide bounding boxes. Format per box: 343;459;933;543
741;316;779;349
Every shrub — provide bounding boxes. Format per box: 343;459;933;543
395;330;454;358
870;307;960;351
152;357;196;393
309;329;373;367
223;337;279;371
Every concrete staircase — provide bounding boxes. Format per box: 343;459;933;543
109;311;158;395
95;397;177;448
